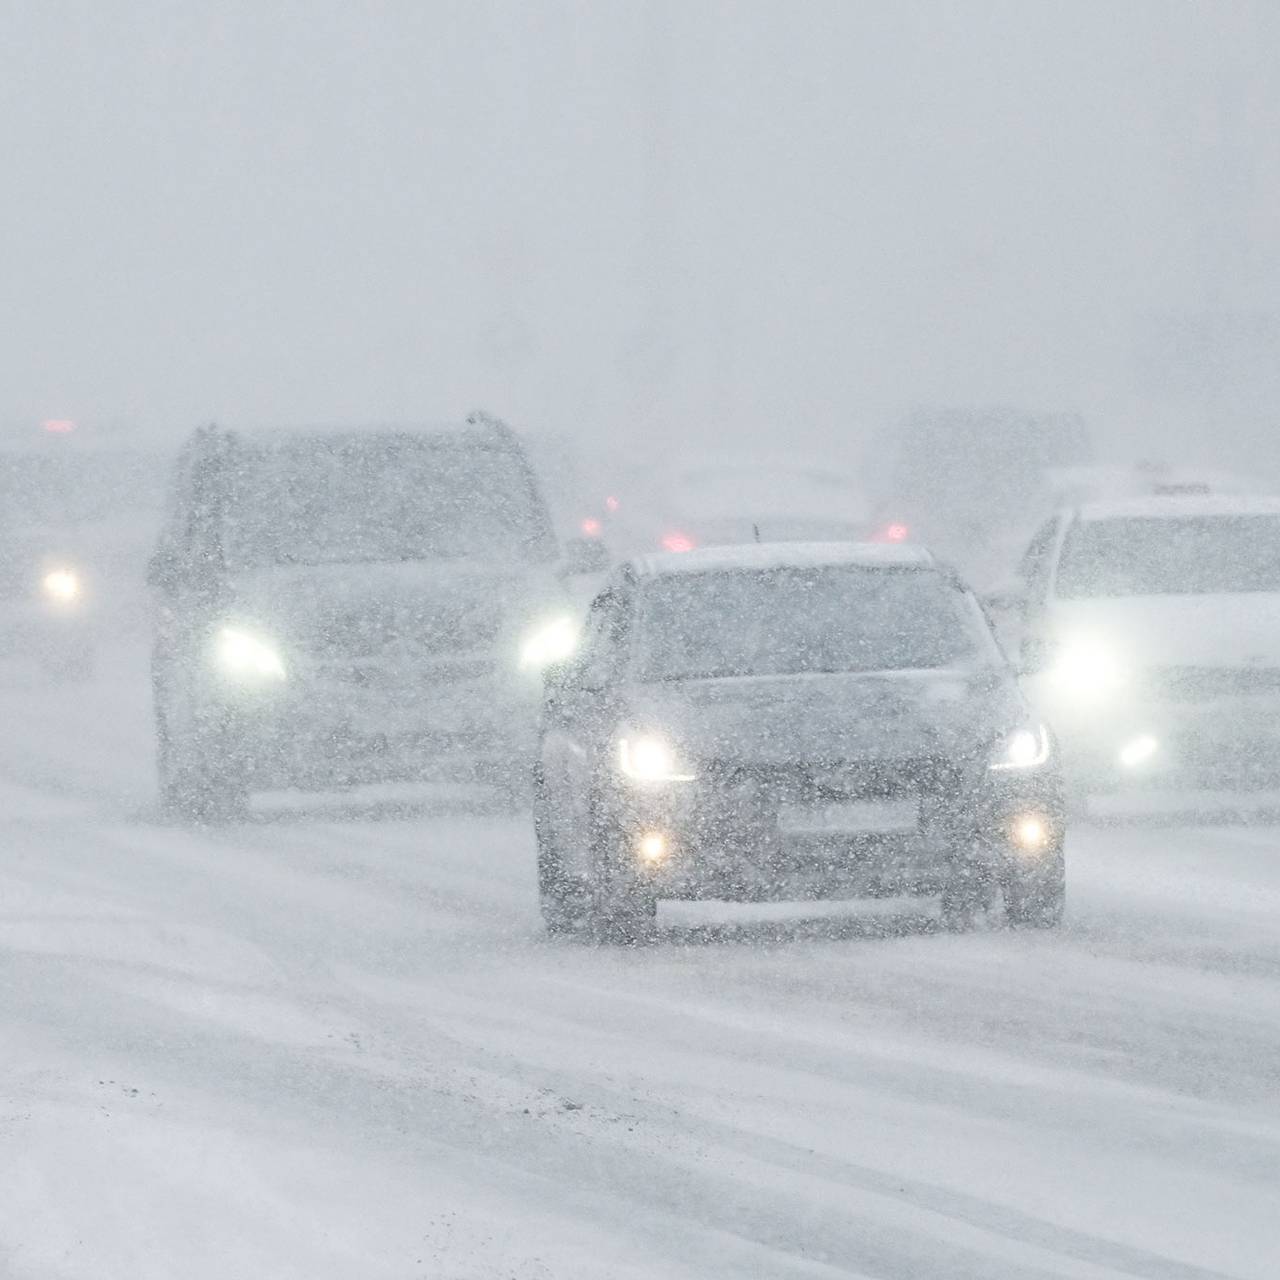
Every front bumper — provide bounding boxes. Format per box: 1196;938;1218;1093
604;758;1062;903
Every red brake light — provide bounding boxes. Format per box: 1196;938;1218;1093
580;516;602;537
604;495;620;512
882;523;909;543
661;531;695;553
42;419;76;434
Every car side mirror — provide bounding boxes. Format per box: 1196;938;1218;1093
560;536;610;578
982;582;1027;618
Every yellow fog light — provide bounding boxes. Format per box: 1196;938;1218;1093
636;832;669;864
1010;814;1051;855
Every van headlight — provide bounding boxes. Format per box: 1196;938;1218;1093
617;734;697;783
989;724;1051;771
214;626;286;681
42;567;81;603
519;615;578;670
1049;639;1124;700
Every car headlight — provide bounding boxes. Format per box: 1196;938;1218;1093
989;724;1051;771
1048;639;1124;700
617;734;697;783
519;615;578;670
42;568;81;603
214;626;286;681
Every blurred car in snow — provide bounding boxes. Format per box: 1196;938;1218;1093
996;493;1280;798
148;413;581;818
535;541;1065;941
0;420;168;679
866;406;1094;589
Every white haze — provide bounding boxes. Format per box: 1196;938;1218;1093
1;0;1278;468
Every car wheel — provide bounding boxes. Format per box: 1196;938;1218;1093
586;803;657;945
1004;850;1066;928
533;771;588;935
155;674;249;823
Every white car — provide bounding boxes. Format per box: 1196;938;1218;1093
997;494;1280;794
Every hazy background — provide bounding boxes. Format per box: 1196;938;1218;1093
2;0;1277;467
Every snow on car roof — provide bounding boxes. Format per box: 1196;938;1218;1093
1076;493;1280;522
631;540;935;578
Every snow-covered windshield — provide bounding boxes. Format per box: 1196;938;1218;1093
633;566;992;681
224;436;555;566
1055;515;1280;597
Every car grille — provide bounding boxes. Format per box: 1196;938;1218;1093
702;757;964;803
1150;665;1280;702
307;601;505;659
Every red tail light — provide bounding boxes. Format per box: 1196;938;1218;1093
878;522;909;543
41;419;76;434
580;516;602;537
661;531;695;553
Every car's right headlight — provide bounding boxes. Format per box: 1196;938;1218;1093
214;626;287;681
42;567;81;604
617;733;696;784
989;724;1052;771
518;615;578;671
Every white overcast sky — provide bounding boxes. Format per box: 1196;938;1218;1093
1;1;1276;464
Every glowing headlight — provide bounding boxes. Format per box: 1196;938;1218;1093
989;724;1051;771
617;734;696;783
1118;733;1158;768
1049;640;1124;700
42;568;81;603
214;626;286;680
519;616;578;670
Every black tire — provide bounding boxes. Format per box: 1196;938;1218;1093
534;773;588;935
155;681;249;823
585;805;657;945
1004;851;1066;928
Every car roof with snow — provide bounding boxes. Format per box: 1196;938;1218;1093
1073;494;1280;522
222;411;524;448
630;540;937;579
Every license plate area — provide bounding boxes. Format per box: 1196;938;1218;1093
777;797;920;834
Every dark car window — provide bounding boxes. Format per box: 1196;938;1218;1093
1055;514;1280;597
631;565;997;682
223;435;556;567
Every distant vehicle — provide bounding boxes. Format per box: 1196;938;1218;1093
148;414;581;818
996;493;1280;797
868;406;1094;587
0;420;166;679
535;542;1065;940
628;455;870;556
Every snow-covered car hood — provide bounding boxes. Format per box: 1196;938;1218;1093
1045;594;1280;668
225;558;566;660
623;667;1023;766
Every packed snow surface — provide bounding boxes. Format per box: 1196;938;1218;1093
2;644;1278;1279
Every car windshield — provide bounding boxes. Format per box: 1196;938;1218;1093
224;435;556;566
632;565;992;681
1055;515;1280;597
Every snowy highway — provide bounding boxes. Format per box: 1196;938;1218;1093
3;647;1278;1280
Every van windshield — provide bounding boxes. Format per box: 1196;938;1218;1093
224;435;556;566
1055;515;1280;597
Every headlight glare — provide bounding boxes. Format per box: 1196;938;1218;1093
519;615;578;670
1049;640;1124;700
989;724;1051;771
617;734;696;783
214;626;286;681
42;568;81;603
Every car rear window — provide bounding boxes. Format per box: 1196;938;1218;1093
631;565;996;682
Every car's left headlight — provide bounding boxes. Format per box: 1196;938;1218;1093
989;724;1051;771
617;734;697;783
42;567;81;604
519;615;578;670
214;626;287;681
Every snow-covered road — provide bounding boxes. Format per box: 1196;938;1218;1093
2;647;1277;1279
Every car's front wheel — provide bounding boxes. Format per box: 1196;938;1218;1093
533;771;589;935
1003;849;1066;928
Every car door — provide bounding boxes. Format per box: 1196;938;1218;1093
1012;514;1064;667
